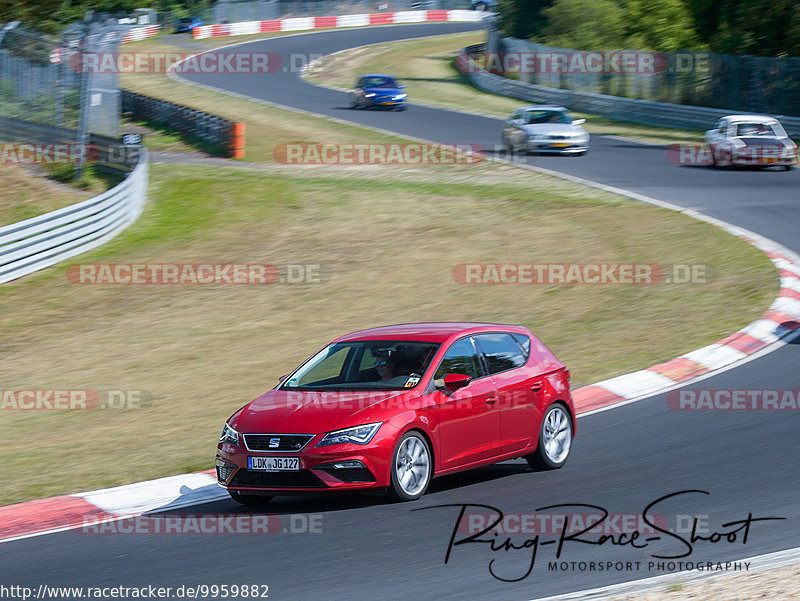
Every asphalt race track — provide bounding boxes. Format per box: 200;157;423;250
3;23;800;601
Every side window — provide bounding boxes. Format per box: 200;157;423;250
475;333;527;374
434;337;482;380
718;120;727;134
511;333;531;359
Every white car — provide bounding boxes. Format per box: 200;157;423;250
502;105;589;156
705;115;796;170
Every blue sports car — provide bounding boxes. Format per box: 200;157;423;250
174;17;204;33
349;74;407;111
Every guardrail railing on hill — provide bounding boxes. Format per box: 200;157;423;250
0;118;149;284
0;116;140;172
122;90;245;158
457;44;800;139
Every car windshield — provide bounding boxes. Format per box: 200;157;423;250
361;76;399;88
282;341;440;390
735;122;781;137
522;110;571;125
178;18;194;23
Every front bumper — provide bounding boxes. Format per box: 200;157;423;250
526;141;588;154
216;432;395;494
365;98;406;109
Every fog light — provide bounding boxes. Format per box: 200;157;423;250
314;460;375;483
215;458;237;483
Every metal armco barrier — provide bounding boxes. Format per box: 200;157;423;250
0;116;140;172
458;44;800;139
122;90;246;158
0;148;148;284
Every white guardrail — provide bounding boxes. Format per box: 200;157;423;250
459;44;800;139
0;149;149;284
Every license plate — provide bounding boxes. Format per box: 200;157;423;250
759;157;779;163
551;142;570;148
248;456;299;471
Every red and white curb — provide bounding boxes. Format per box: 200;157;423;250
570;211;800;415
4;25;800;545
0;471;225;543
192;9;486;40
121;24;161;44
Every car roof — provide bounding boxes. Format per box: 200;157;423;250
517;105;568;112
334;322;529;343
724;115;779;123
361;74;396;79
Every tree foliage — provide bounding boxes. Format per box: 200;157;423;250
538;0;626;50
0;0;211;35
499;0;800;56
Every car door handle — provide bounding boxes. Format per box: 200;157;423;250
486;397;498;405
530;382;543;392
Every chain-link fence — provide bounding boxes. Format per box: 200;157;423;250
497;37;800;117
209;0;471;23
0;16;127;139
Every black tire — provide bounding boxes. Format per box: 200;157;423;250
228;490;274;505
526;403;573;471
386;431;432;502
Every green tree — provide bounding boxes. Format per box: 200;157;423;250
538;0;627;50
625;0;702;51
684;0;799;56
497;0;554;39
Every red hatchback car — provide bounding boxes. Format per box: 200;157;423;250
216;322;575;503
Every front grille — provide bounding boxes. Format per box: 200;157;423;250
230;469;327;488
243;434;314;452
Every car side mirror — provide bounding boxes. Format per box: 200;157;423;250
572;119;586;125
440;373;472;390
278;374;288;383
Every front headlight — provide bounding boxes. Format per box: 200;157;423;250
394;94;407;100
219;422;239;446
316;422;382;447
364;93;376;98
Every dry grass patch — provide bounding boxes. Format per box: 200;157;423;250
0;164;93;226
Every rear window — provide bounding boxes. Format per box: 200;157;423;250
474;333;527;374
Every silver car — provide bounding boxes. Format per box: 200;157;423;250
705;115;796;170
502;105;589;156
